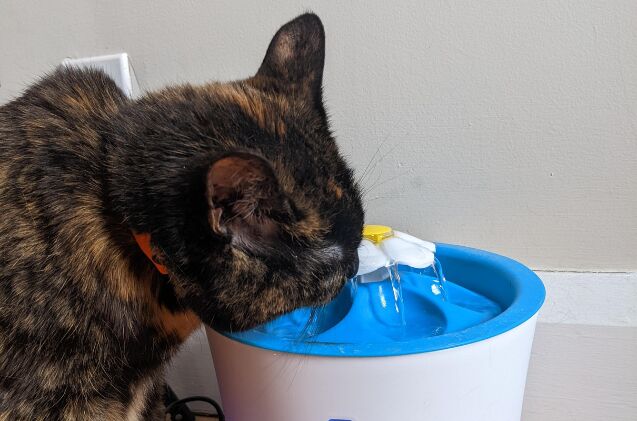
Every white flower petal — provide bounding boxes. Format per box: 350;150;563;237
380;237;435;269
393;230;436;253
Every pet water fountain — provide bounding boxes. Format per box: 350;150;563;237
207;225;545;421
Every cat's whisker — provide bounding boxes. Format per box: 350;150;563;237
357;130;392;185
360;143;399;188
364;167;413;196
365;193;410;203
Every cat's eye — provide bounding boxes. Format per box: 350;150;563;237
288;200;305;221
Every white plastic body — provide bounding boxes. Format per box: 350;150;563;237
62;53;139;98
207;313;538;421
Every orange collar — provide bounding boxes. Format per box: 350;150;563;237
132;232;169;275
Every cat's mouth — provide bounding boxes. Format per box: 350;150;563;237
206;273;349;333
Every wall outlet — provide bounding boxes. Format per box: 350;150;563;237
62;53;139;98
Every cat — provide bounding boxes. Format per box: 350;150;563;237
0;13;363;420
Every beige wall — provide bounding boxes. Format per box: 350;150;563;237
1;0;636;271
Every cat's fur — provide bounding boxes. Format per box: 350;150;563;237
0;14;363;420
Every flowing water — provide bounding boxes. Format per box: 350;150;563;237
256;258;501;344
364;260;448;339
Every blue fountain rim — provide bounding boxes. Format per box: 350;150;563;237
215;244;546;357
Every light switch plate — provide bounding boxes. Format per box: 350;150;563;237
62;53;139;98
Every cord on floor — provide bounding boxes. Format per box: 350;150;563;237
164;385;225;421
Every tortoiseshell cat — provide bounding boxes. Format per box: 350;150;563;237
0;14;363;420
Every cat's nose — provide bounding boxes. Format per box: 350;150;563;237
345;254;359;279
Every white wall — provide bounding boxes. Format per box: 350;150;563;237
1;1;635;419
1;0;635;271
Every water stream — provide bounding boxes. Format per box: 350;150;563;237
257;257;501;344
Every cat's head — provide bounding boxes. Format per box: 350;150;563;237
109;14;364;331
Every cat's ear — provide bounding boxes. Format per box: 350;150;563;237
255;13;325;106
205;153;291;250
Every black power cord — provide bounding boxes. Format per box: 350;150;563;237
165;385;225;421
